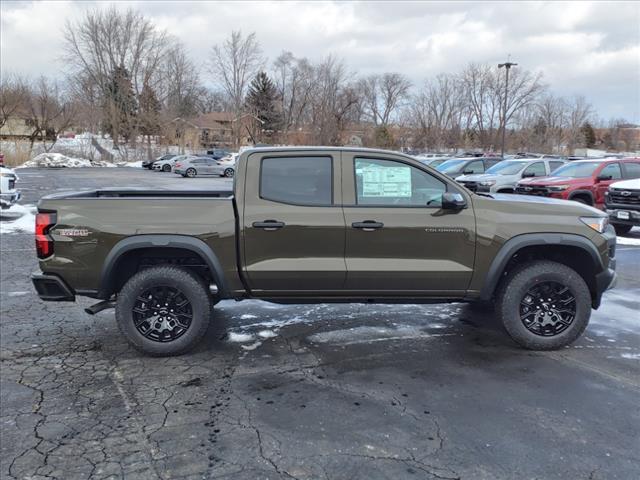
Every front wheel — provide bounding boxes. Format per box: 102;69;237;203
186;168;197;178
115;266;212;356
496;260;591;350
223;168;234;178
162;164;171;172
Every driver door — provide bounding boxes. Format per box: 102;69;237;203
341;153;476;295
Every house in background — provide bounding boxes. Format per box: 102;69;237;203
0;112;33;140
165;112;262;151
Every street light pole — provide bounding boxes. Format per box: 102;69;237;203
498;61;517;157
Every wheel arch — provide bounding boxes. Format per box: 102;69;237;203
480;233;604;305
568;189;594;205
98;235;227;299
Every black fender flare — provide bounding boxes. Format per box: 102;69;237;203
98;235;227;298
568;189;594;204
479;233;604;301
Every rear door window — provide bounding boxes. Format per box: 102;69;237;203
523;162;546;177
623;162;640;179
260;156;333;206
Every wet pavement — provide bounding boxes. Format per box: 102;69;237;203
1;168;639;479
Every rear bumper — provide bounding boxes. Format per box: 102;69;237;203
31;273;75;301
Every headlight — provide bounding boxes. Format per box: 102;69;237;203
479;180;496;186
580;216;609;233
548;185;569;191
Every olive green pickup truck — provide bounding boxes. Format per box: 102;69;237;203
32;147;617;356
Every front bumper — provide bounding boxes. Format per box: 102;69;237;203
592;226;617;308
605;207;640;226
0;190;21;208
32;273;75;301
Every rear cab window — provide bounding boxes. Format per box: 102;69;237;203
260;156;333;206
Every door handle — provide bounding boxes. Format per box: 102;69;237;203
352;220;384;231
252;220;285;231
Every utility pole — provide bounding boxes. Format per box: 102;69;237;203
498;61;517;157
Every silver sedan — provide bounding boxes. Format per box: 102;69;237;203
173;156;235;178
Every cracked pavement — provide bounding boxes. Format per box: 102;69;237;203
1;168;639;479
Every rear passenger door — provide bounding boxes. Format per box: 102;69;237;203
242;152;346;293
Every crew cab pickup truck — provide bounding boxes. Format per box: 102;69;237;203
32;147;617;356
515;157;640;208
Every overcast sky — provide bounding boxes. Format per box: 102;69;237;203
2;0;639;122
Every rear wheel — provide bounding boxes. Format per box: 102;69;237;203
614;224;632;235
162;164;171;172
186;168;197;178
224;168;234;178
116;266;212;356
496;260;591;350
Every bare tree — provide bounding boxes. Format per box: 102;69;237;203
25;77;78;153
209;31;263;146
0;74;27;129
411;74;464;150
564;95;593;153
273;51;315;136
159;41;202;118
359;73;411;126
63;6;168;146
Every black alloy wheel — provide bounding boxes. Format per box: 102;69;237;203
132;286;193;342
519;281;576;337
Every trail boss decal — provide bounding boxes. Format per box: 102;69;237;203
58;228;90;237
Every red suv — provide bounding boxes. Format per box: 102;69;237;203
515;158;640;209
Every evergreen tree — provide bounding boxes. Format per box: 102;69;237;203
373;125;395;148
245;72;282;138
580;122;596;148
138;83;161;137
103;65;137;143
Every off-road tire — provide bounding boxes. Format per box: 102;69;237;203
496;260;591;350
186;168;197;178
116;266;212;356
613;224;632;235
162;164;171;172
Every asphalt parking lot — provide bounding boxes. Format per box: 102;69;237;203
1;167;639;480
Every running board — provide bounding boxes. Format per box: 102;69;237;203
85;300;115;315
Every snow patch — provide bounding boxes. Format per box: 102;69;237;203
617;227;640;246
227;332;254;343
620;353;640;360
308;324;453;346
240;314;258;320
19;152;117;168
0;204;36;234
257;330;277;339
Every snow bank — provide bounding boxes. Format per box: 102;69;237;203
19;153;116;168
0;204;36;234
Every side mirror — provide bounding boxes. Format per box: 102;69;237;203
596;174;612;182
442;192;467;210
522;171;536;178
462;170;474;175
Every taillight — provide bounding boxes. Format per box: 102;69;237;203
35;212;56;259
175;163;181;168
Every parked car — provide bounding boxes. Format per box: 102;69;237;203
143;154;175;170
0;152;5;167
32;146;616;356
605;178;640;235
436;157;503;177
515;158;640;209
0;165;21;209
174;156;235;178
418;157;451;168
153;154;193;172
456;158;566;194
206;149;230;160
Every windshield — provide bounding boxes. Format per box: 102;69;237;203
485;161;529;175
551;161;602;178
436;159;467;173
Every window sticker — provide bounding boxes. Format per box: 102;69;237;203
359;164;412;197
